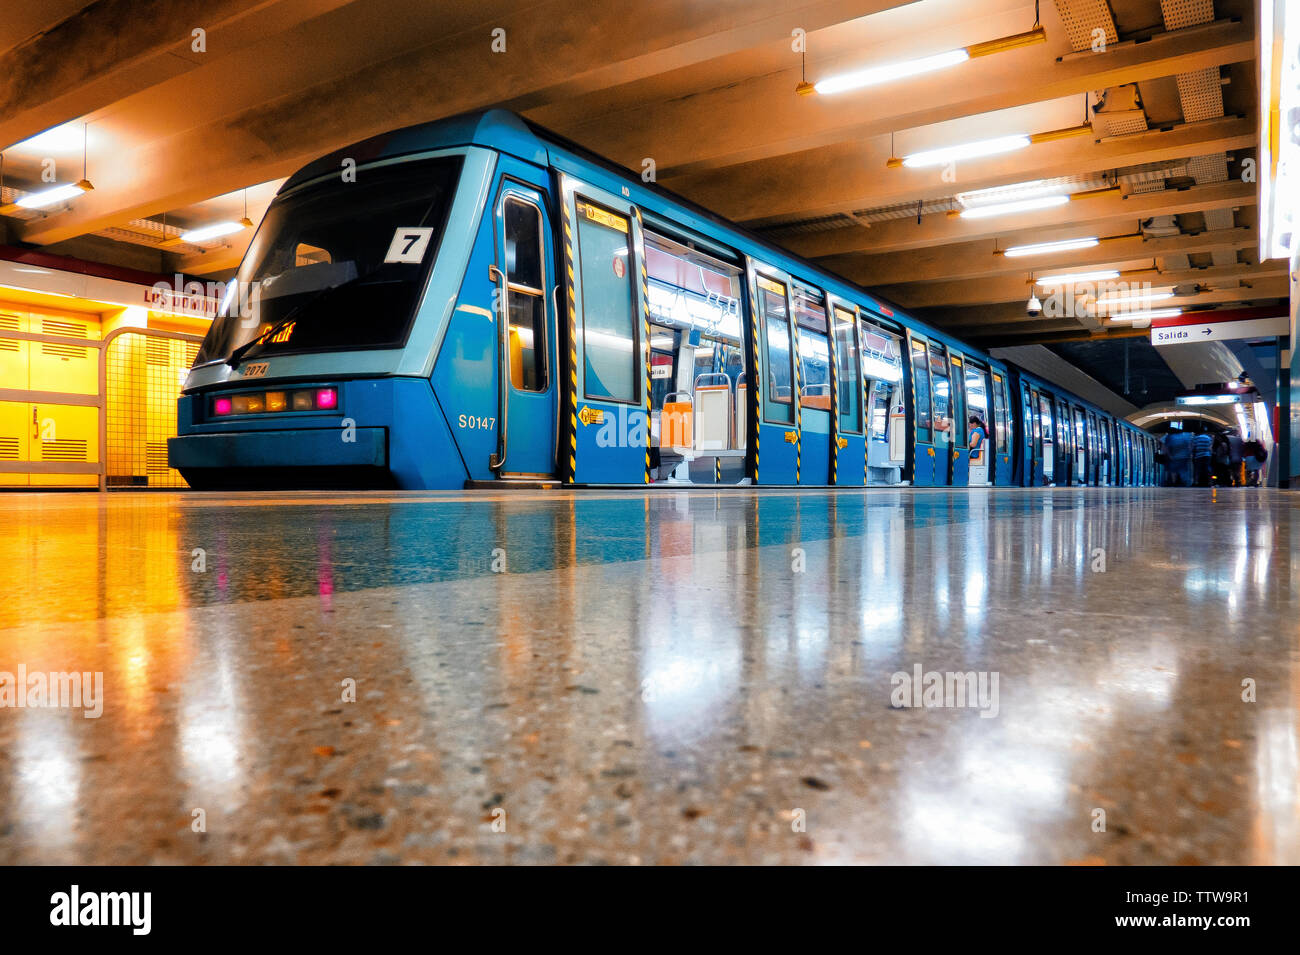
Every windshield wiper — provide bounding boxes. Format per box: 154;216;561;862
225;278;359;367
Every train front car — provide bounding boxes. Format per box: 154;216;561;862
169;115;507;490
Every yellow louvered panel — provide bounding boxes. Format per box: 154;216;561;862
40;438;88;461
42;341;89;360
29;312;98;394
40;317;92;339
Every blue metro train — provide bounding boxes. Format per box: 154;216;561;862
169;110;1157;490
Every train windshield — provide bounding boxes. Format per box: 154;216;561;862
194;155;463;365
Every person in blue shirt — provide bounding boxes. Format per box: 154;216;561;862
968;414;986;462
1191;428;1215;487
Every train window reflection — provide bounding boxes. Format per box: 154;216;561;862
757;275;794;423
929;342;951;446
910;338;931;442
503;197;547;392
833;308;862;434
575;199;638;403
792;287;830;409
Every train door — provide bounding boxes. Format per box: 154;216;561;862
946;351;969;486
1072;407;1086;485
560;181;650;484
908;335;936;486
642;229;745;484
964;360;991;486
990;370;1012;485
1037;391;1055;485
492;185;559;477
1054;399;1071;485
862;318;905;484
1103;420;1114;485
1020;384;1036;485
929;342;956;485
1085;412;1097;485
791;285;831;484
827;299;865;485
749;265;799;485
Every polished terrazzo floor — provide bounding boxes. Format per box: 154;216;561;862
0;487;1295;864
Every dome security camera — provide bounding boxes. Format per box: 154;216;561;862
1027;292;1042;317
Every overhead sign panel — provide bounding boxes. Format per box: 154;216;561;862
1151;314;1289;346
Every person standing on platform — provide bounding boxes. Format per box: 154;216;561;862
1211;431;1230;485
1226;429;1245;487
1167;429;1192;486
1192;428;1214;487
1244;439;1267;487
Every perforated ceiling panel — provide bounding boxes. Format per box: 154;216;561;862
1093;110;1149;136
1175;67;1225;123
1159;0;1215;31
1053;0;1118;52
1185;153;1228;183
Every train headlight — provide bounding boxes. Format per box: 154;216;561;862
232;393;263;414
211;386;339;417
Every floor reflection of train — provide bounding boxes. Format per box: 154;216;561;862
169;110;1158;490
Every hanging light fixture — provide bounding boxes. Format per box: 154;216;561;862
888;123;1093;169
798;5;1047;98
0;122;94;215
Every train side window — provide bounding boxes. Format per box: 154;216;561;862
949;354;967;448
756;275;794;423
575;199;638;403
928;343;951;444
861;321;902;441
990;372;1008;453
792;287;830;409
909;338;932;442
294;242;331;266
832;307;862;434
503;197;547;393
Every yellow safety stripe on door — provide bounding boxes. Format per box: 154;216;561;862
560;179;579;484
747;283;761;485
863;312;870;485
631;207;650;485
828;303;840;485
790;300;801;485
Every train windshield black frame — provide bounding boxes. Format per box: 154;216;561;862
194;155;463;365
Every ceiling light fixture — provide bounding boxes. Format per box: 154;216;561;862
951;180;1122;219
1003;236;1100;257
0;122;94;216
1095;289;1175;307
11;181;93;210
1106;307;1182;323
1036;269;1121;286
888;123;1092;169
958;194;1070;218
798;27;1046;96
179;221;248;243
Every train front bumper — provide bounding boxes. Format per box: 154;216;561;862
168;427;387;470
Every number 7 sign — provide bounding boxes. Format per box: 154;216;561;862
384;227;434;263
